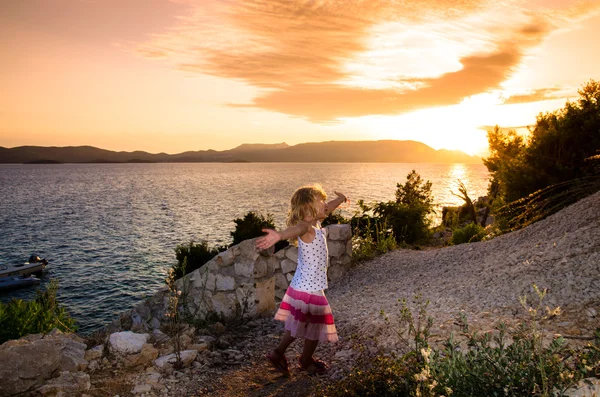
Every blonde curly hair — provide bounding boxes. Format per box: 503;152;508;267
286;184;327;228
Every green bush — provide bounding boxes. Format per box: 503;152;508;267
428;287;600;396
451;222;486;245
322;209;349;227
372;201;431;244
345;171;434;261
318;287;600;397
0;280;77;344
351;217;397;262
230;211;275;245
442;206;470;227
173;241;226;279
231;211;289;252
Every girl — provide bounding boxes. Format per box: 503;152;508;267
256;184;347;375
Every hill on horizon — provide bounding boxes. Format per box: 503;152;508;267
0;140;482;164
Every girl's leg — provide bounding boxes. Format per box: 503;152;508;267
299;338;319;367
274;330;296;356
266;330;295;373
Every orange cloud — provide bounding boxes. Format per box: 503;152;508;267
502;88;566;104
234;38;544;122
138;0;600;121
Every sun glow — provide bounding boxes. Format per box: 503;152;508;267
345;100;493;156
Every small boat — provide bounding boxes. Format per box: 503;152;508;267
0;255;48;278
0;275;41;291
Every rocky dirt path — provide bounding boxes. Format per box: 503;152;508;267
91;191;600;396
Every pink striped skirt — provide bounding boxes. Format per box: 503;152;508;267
275;286;338;343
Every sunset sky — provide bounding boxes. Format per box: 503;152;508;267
1;0;599;156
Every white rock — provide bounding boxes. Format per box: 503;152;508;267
198;336;216;347
108;331;150;355
87;360;99;371
153;350;198;369
334;350;352;359
188;343;208;352
132;383;152;394
84;345;104;361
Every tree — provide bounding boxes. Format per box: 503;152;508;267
484;79;600;204
526;80;600;186
395;170;434;213
355;170;435;244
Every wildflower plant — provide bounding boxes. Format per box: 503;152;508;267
316;286;600;397
165;259;186;369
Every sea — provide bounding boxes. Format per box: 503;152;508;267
0;162;489;334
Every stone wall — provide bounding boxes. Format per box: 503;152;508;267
110;224;352;332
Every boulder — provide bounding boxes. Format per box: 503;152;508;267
284;246;298;262
215;274;236;291
0;330;87;396
327;240;347;257
153;350;198;369
108;331;150;355
281;259;297;274
235;277;275;316
122;343;159;368
188;342;209;352
254;277;275;314
84;345;104;361
326;224;352;241
274;273;289;290
34;371;90;395
215;249;235;267
211;292;237;317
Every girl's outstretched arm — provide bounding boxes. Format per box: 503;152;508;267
325;191;348;215
255;221;311;250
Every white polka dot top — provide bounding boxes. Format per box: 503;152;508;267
290;224;329;292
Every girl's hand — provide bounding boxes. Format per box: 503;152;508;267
334;191;347;203
256;229;281;250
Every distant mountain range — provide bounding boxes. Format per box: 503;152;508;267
0;141;482;164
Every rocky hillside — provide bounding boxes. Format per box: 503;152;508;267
331;188;600;354
1;191;598;396
192;189;600;396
